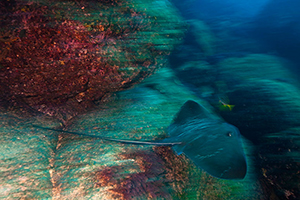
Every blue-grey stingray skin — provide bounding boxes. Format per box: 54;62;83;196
164;100;247;179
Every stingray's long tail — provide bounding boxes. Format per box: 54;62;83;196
32;125;181;146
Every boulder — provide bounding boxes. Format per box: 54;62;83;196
0;0;184;123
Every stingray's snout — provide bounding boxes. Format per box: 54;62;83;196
222;154;247;179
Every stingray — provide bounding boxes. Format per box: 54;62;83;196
33;100;247;180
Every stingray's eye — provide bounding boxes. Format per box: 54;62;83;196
227;132;232;137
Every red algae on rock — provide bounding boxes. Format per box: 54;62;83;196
0;0;184;123
94;149;173;199
92;147;193;199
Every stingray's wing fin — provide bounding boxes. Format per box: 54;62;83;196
181;136;247;180
172;100;210;125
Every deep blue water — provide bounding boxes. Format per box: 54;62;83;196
172;0;300;74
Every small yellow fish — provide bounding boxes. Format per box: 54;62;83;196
219;98;235;111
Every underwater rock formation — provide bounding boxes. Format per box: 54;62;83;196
189;20;216;57
0;68;261;199
0;0;184;123
215;54;300;136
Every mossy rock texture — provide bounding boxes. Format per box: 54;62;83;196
215;54;300;140
0;0;185;122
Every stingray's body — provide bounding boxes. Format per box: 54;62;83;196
34;100;247;179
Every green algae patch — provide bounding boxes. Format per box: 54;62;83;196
0;115;60;199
